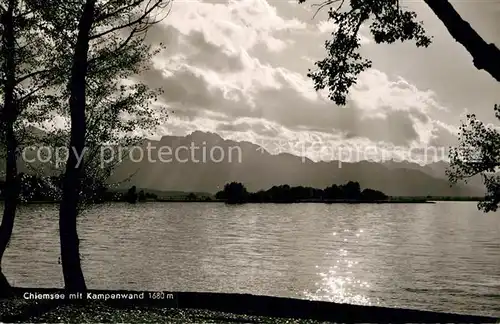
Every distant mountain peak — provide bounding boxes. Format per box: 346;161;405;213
187;130;223;142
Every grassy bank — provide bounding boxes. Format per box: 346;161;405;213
0;298;320;323
1;288;497;323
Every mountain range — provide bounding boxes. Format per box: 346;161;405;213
106;131;485;197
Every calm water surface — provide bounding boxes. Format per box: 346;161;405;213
3;202;500;316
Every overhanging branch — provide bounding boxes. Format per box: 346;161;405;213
424;0;500;82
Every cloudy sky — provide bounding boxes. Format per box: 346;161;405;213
139;0;500;162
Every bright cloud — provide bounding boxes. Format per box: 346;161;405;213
166;0;306;54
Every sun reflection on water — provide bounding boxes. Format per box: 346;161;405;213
303;228;378;306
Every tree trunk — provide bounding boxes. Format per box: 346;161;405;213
0;0;19;297
424;0;500;82
0;129;18;296
59;0;95;293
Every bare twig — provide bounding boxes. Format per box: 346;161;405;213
311;0;344;19
89;0;171;40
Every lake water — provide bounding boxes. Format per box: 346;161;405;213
3;202;500;317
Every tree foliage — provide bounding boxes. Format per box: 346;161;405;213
216;182;249;204
447;105;500;212
298;0;431;105
124;185;138;203
216;181;388;203
30;0;169;211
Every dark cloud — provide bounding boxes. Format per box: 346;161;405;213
216;120;281;137
185;31;245;73
253;85;421;146
409;107;430;124
216;122;252;132
428;123;458;148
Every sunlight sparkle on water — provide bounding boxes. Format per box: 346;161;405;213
303;268;373;305
304;227;376;306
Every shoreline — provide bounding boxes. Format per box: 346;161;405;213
11;199;439;204
2;197;486;205
2;288;497;323
155;199;437;204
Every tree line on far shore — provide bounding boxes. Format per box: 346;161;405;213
215;181;388;204
0;177;159;204
0;176;387;205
